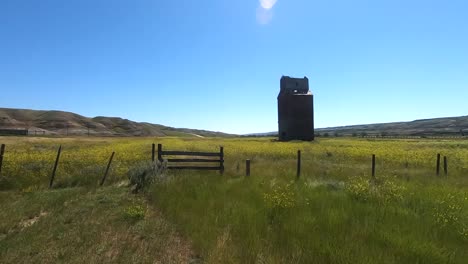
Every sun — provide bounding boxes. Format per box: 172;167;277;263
260;0;278;10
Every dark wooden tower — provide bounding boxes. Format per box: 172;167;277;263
277;76;314;141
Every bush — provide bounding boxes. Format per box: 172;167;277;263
127;161;166;192
124;204;146;221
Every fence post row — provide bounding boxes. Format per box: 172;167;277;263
49;145;62;188
0;144;5;175
100;151;115;186
1;143;460;187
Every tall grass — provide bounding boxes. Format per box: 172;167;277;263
1;136;467;263
149;170;467;263
146;137;467;263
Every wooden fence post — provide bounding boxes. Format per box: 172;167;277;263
152;143;155;162
297;150;301;179
443;156;448;176
246;159;250;177
157;144;163;162
100;152;115;186
220;146;224;175
0;144;5;176
49;145;62;188
436;153;441;176
371;154;376;180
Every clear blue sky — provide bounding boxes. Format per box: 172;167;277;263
1;0;467;134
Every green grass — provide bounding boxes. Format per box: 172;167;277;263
0;186;194;263
146;137;467;263
1;136;467;263
149;172;467;263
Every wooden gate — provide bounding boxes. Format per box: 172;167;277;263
157;144;224;174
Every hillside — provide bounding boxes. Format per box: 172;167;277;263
0;108;234;137
316;116;468;137
247;116;468;137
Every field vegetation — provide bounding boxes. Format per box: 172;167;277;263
1;136;467;263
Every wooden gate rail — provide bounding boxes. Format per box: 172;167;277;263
157;144;224;174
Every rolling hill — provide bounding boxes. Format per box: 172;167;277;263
316;116;468;137
0;108;234;137
246;116;468;137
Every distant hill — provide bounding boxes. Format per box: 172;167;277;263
0;108;234;137
246;116;468;137
316;116;468;137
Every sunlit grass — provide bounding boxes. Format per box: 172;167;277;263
1;136;467;263
0;186;193;263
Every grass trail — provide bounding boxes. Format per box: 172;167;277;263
0;186;195;264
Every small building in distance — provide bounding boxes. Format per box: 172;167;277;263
0;128;29;136
277;76;314;141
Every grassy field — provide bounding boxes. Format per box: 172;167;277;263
0;186;194;263
1;136;467;263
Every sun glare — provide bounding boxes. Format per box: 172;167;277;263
256;6;273;25
257;0;277;24
260;0;278;10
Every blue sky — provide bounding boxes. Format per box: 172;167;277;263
1;0;467;134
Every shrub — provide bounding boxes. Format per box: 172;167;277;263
127;160;167;192
124;204;146;221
